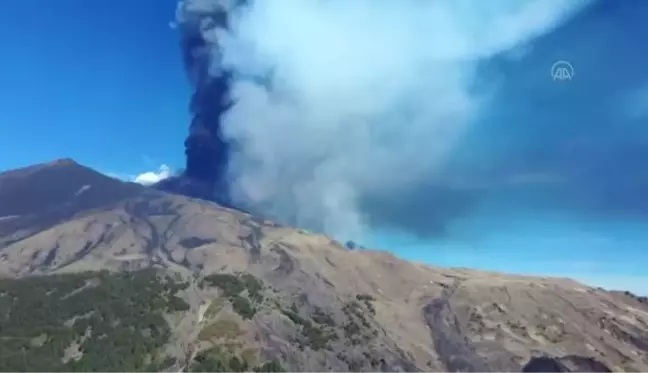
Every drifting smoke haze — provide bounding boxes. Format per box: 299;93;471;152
173;0;648;250
175;0;593;241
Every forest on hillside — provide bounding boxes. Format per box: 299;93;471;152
0;269;189;371
0;269;289;372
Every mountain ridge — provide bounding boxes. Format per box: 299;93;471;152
0;159;647;372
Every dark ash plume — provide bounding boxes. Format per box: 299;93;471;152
154;0;237;204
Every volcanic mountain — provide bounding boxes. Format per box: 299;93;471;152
0;159;647;372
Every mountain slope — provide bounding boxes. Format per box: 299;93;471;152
0;159;147;248
0;160;647;372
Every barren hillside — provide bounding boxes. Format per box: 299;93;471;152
0;160;647;372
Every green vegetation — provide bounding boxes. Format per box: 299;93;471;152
202;272;264;301
198;319;243;341
190;346;284;372
356;293;376;315
312;306;336;326
301;320;338;351
623;290;648;304
281;304;338;351
232;295;256;319
281;307;307;326
191;347;243;372
344;301;371;328
356;293;375;302
201;273;264;318
0;269;189;371
342;299;378;344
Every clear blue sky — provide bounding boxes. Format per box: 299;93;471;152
1;0;647;294
0;0;188;175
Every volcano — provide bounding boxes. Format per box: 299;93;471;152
0;159;646;372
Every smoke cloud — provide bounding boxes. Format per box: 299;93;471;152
174;0;591;241
134;165;173;186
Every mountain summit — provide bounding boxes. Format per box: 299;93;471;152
0;160;646;372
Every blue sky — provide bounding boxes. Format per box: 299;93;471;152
0;0;188;175
1;0;647;294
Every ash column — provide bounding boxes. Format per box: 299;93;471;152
177;1;233;203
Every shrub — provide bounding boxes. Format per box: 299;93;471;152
232;296;257;319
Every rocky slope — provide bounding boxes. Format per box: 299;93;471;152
0;159;647;372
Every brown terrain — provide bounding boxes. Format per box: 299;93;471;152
0;159;647;372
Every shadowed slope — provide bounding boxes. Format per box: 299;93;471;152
0;159;149;246
0;158;143;217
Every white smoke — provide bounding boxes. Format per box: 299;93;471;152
177;0;591;241
134;165;173;185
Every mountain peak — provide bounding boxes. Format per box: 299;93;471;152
0;158;136;204
46;157;78;166
0;160;147;237
1;158;71;177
